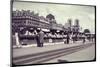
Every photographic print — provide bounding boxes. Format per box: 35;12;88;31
11;0;96;66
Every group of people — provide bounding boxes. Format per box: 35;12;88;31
15;28;95;48
34;29;88;47
34;28;45;47
34;28;95;47
64;33;95;44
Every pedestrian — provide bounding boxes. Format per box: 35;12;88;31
82;34;86;44
70;34;73;43
38;28;44;47
66;34;70;44
15;32;21;48
91;34;94;42
34;30;40;47
72;34;75;43
75;34;78;41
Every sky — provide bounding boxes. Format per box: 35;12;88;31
12;1;95;33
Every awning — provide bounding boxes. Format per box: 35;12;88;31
42;29;50;32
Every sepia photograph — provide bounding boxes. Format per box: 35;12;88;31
11;0;96;66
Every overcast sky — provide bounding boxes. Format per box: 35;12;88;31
13;1;95;33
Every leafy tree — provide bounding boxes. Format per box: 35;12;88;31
46;14;55;20
84;29;90;33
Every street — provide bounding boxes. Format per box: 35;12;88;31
13;41;95;65
44;43;95;63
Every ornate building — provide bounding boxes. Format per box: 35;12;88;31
12;10;51;35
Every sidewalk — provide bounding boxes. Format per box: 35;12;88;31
13;41;93;58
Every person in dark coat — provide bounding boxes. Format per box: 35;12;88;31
64;34;70;44
34;30;40;47
66;34;70;44
38;29;44;47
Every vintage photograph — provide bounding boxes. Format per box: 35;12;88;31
11;0;96;66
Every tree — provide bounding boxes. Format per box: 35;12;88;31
84;29;90;33
46;14;56;24
46;14;55;20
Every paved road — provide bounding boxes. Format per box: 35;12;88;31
13;41;92;57
44;44;95;63
13;41;95;65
